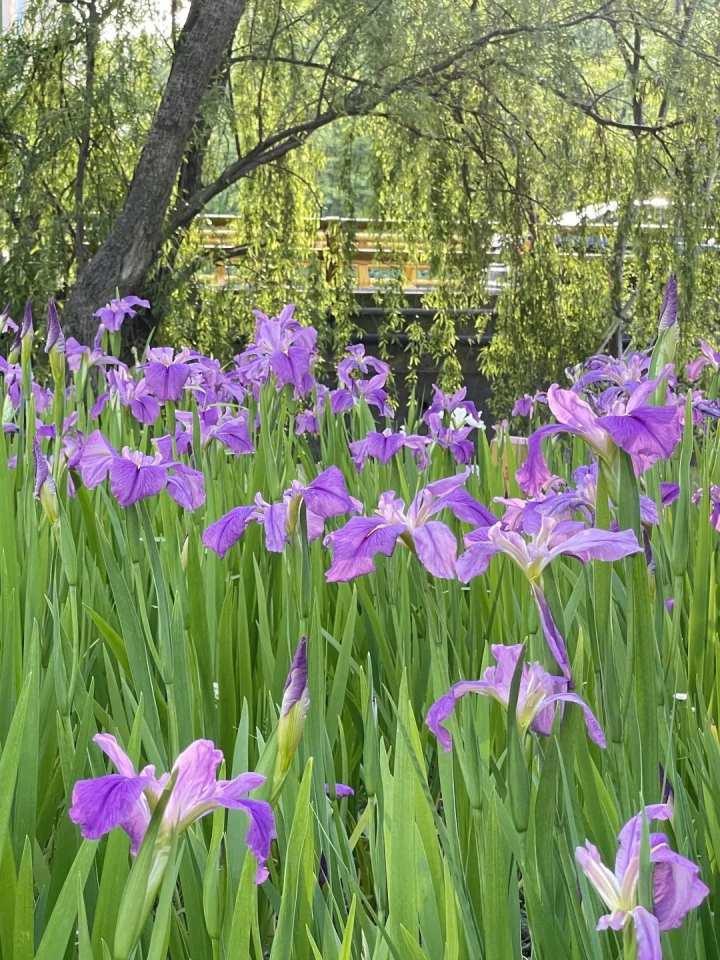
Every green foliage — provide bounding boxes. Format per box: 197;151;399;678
0;321;720;956
482;235;611;415
2;0;720;408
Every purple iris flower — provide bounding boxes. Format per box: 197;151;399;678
686;340;720;382
330;345;393;416
280;637;309;719
349;428;431;471
422;385;485;464
576;804;708;959
143;348;193;403
34;382;54;413
427;643;606;751
44;298;65;356
0;357;54;413
512;394;535;418
568;351;651;394
72;430;205;510
324;472;494;582
424;384;478;424
294;385;329;437
457;514;641;676
69;734;275;883
173;355;247;410
0;357;23;410
154;430;192;460
98;367;161;425
234;304;317;398
712;486;720;532
21;299;33;338
570;462;679;527
10;299;33;356
94;295;150;334
206;410;255;455
518;377;681;496
325;783;354;798
65;337;116;375
296;409;320;435
1;305;17;335
692;394;720;423
274;638;311;787
154;408;254;459
33;437;59;522
203;466;358;558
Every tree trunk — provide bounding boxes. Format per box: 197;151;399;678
63;0;246;339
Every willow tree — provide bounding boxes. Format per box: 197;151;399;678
358;0;720;410
56;0;609;337
2;0;719;411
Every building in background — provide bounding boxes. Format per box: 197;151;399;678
1;0;25;30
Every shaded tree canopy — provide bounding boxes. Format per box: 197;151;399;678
1;0;719;410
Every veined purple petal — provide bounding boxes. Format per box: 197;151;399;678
93;732;138;777
640;496;659;526
660;482;680;506
686;356;709;382
305;506;327;542
325;517;404;581
90;392;110;419
438;488;497;526
280;637;309;717
456;536;500;581
411;521;457;579
74;431;117;487
211;417;254;455
547;385;606;444
615;804;673;878
109;457;167;507
163;740;224;828
485;643;526;690
33;437;50;500
597;405;681;474
71;735;272;873
94;296;150;333
651;842;709;930
512;394;534;417
262;501;288;552
295;409;319;436
203;506;258;557
516;423;567;496
129;392;161;426
542;692;606;747
349;431;406;469
45;298;65;354
231;798;276;883
214;772;266;804
531;584;571;679
426;680;489;751
145;361;190;402
302;466;355;519
325;782;355;798
549;526;642;564
631;906;662;960
166;464;206;511
69;774;152;850
330;388;354;414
